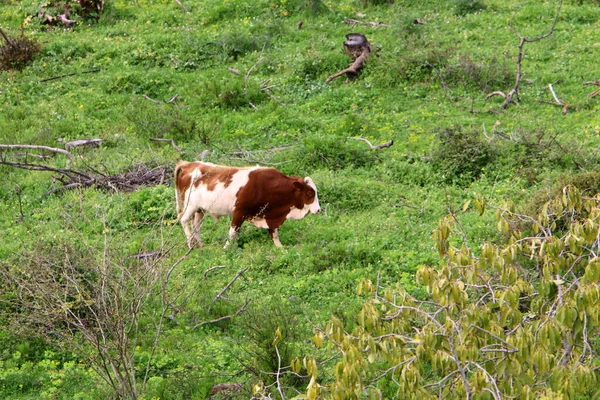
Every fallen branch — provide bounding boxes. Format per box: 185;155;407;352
65;138;102;149
343;19;390;27
546;83;569;114
149;138;183;153
0;144;74;159
349;137;394;150
584;80;600;99
327;33;371;84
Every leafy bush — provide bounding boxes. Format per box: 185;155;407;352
521;171;600;224
235;299;309;390
431;126;495;185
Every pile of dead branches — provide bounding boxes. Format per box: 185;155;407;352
1;154;170;194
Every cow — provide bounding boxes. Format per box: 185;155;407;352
174;161;321;249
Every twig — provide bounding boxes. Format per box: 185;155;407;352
143;95;162;105
203;265;227;279
349;137;394;150
245;57;264;91
228;67;241;75
0;144;74;159
343;19;390;27
209;268;248;310
149;138;183;153
193;297;251;329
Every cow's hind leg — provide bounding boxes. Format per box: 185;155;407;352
180;206;198;249
192;211;205;247
268;228;283;248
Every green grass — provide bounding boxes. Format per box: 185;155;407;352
2;0;600;397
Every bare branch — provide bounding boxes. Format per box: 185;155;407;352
0;144;74;159
349;137;394;150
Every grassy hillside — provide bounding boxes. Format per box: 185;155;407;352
2;0;600;398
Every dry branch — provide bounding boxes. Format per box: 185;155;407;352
65;138;102;149
0;144;74;159
585;80;600;99
545;83;569;114
327;33;371;84
349;137;394;150
487;1;562;110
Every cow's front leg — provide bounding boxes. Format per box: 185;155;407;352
224;211;245;249
268;228;283;248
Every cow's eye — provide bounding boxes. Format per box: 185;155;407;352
307;189;314;196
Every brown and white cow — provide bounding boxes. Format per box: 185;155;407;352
174;161;321;248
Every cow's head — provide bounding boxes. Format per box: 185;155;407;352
301;177;321;214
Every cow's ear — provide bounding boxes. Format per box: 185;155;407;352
293;181;304;191
304;177;313;185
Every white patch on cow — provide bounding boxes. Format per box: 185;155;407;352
287;206;309;220
185;166;259;219
304;177;321;214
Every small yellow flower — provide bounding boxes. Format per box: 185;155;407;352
78;105;83;109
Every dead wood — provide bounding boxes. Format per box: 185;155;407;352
487;1;562;110
327;33;371;83
343;19;390;27
349;137;394;150
584;81;600;98
0;155;170;195
65;138;102;149
0;144;74;159
544;83;569;114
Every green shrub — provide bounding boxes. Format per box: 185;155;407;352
431;126;495;185
300;137;381;171
454;0;487;16
125;98;214;142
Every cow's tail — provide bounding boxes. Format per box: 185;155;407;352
174;161;188;218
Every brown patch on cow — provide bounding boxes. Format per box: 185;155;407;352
192;163;238;191
234;169;310;229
